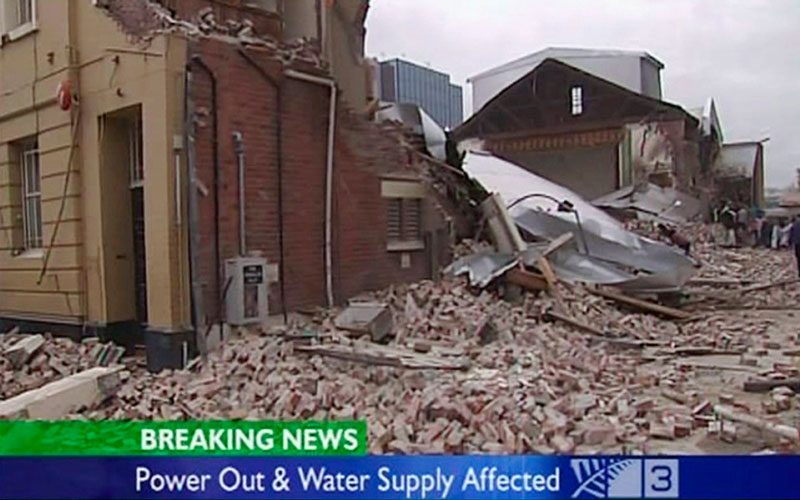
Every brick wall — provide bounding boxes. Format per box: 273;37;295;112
102;0;282;43
190;38;448;321
156;0;282;38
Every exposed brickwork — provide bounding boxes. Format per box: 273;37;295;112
155;0;282;39
190;38;450;320
101;0;281;44
101;0;168;43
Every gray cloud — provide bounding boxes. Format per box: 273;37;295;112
366;0;800;188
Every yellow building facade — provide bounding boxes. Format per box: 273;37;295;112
0;1;191;362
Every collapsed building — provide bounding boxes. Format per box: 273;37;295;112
0;0;471;370
0;10;798;455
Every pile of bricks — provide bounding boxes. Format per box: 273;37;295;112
0;332;125;402
70;253;799;453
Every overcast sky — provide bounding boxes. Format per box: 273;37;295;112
366;0;800;189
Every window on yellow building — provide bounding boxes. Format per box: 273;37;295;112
1;0;35;39
129;113;144;187
20;140;41;249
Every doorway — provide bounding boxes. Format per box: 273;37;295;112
99;105;147;333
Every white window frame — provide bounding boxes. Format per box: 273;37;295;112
20;141;42;250
0;0;37;42
570;85;583;116
129;113;144;188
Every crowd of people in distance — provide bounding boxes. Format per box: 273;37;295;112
714;201;795;250
651;201;800;278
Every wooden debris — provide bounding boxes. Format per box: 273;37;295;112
541;232;574;258
590;287;692;320
294;344;470;370
714;405;800;442
738;278;799;296
543;310;644;348
660;347;745;357
506;268;547;292
537;256;567;313
743;377;800;394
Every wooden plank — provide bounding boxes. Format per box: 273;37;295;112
738;278;799;295
591;287;692;320
543;310;645;348
743;377;800;393
677;360;759;373
687;277;752;287
537;256;567;313
541;232;574;258
506;268;547;292
294;344;469;371
658;347;746;357
714;405;799;442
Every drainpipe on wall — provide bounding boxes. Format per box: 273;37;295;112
184;60;206;356
233;131;246;256
284;69;337;307
189;56;224;335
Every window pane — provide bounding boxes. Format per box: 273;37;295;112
31;153;40;193
403;199;421;240
386;199;401;241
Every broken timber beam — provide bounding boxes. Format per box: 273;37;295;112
541;232;574;258
738;278;799;295
506;268;547;292
659;347;746;357
743;377;800;394
687;277;752;287
543;310;645;348
294;344;469;371
590;287;692;320
714;404;799;442
537;256;568;313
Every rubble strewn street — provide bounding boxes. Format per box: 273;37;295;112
1;334;124;401
4;227;796;455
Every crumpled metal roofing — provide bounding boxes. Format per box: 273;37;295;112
592;183;703;223
462;151;697;293
375;102;447;161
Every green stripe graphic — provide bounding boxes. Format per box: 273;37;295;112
0;420;366;456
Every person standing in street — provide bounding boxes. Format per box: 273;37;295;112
790;216;800;277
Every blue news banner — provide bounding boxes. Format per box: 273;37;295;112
0;455;797;499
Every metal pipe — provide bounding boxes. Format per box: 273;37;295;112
284;69;337;307
233;131;246;256
189;56;223;330
237;49;288;322
506;192;590;255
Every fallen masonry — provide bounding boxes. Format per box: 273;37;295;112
2;223;800;455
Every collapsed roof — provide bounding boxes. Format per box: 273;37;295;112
459;151;697;293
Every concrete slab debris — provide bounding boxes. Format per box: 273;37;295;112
0;366;123;419
5;335;45;368
335;303;394;342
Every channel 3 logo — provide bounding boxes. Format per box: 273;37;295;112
570;458;679;499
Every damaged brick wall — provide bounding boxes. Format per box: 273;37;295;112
101;0;169;42
190;38;448;320
101;0;281;43
155;0;282;39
